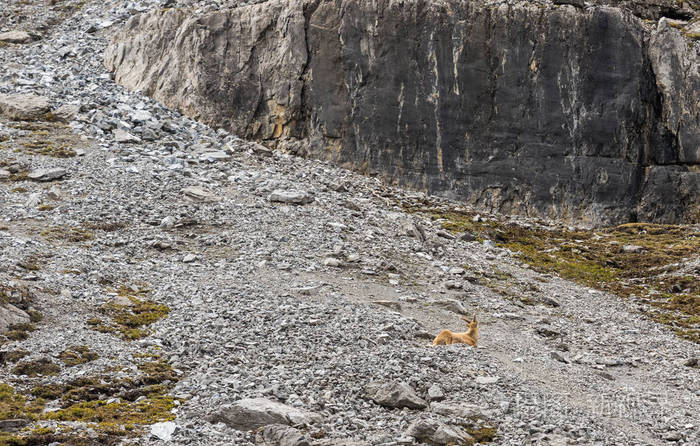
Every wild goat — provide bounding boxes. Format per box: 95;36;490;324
432;315;479;347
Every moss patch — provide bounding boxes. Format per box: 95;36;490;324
0;284;33;308
2;323;37;344
38;221;127;245
47;395;176;425
26;310;42;324
42;358;178;436
88;288;169;341
40;226;94;243
5;355;179;445
37;204;56;211
465;425;497;443
0;350;29;365
0;285;41;344
59;346;98;367
16;255;43;271
82;221;126;232
0;383;45;421
406;204;700;343
1;120;83;159
12;358;61;377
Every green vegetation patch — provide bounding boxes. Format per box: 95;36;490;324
466;425;498;443
37;204;56;211
1;323;37;345
12;358;61;377
407;203;700;343
19;139;76;158
87;287;169;340
16;254;44;271
59;346;99;367
1;121;80;158
47;394;176;425
0;426;101;446
40;226;94;243
460;414;498;443
0;285;42;346
2;356;179;445
0;383;45;421
8;170;28;182
0;158;30;183
0;350;29;365
82;221;127;232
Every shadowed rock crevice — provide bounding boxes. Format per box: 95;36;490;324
104;0;700;226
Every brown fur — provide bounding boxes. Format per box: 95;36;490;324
432;315;479;347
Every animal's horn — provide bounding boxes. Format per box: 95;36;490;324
472;314;477;322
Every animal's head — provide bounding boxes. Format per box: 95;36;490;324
461;314;478;333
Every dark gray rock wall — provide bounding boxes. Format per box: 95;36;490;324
104;0;700;226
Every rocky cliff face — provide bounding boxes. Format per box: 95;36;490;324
104;0;700;226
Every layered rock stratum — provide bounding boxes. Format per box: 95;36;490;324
105;0;700;226
1;0;699;445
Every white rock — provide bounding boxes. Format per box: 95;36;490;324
110;295;134;306
0;93;50;120
150;421;177;441
181;186;218;202
210;398;322;431
427;384;445;401
432;299;468;315
28;168;67;182
0;31;32;44
0;169;10;180
183;254;197;263
269;189;314;205
365;381;427;409
406;418;473;445
131;109;153;122
323;257;342;267
431;401;484;419
160;216;176;228
0;304;30;332
475;376;499;384
199;151;231;162
113;128;141;143
53;104;81;122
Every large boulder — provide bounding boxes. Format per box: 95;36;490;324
255;424;311;446
364;381;428;410
0;93;51;121
0;304;30;332
0;31;32;44
406;418;474;445
208;398;321;431
0;94;50;121
28;168;67;182
105;0;700;225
